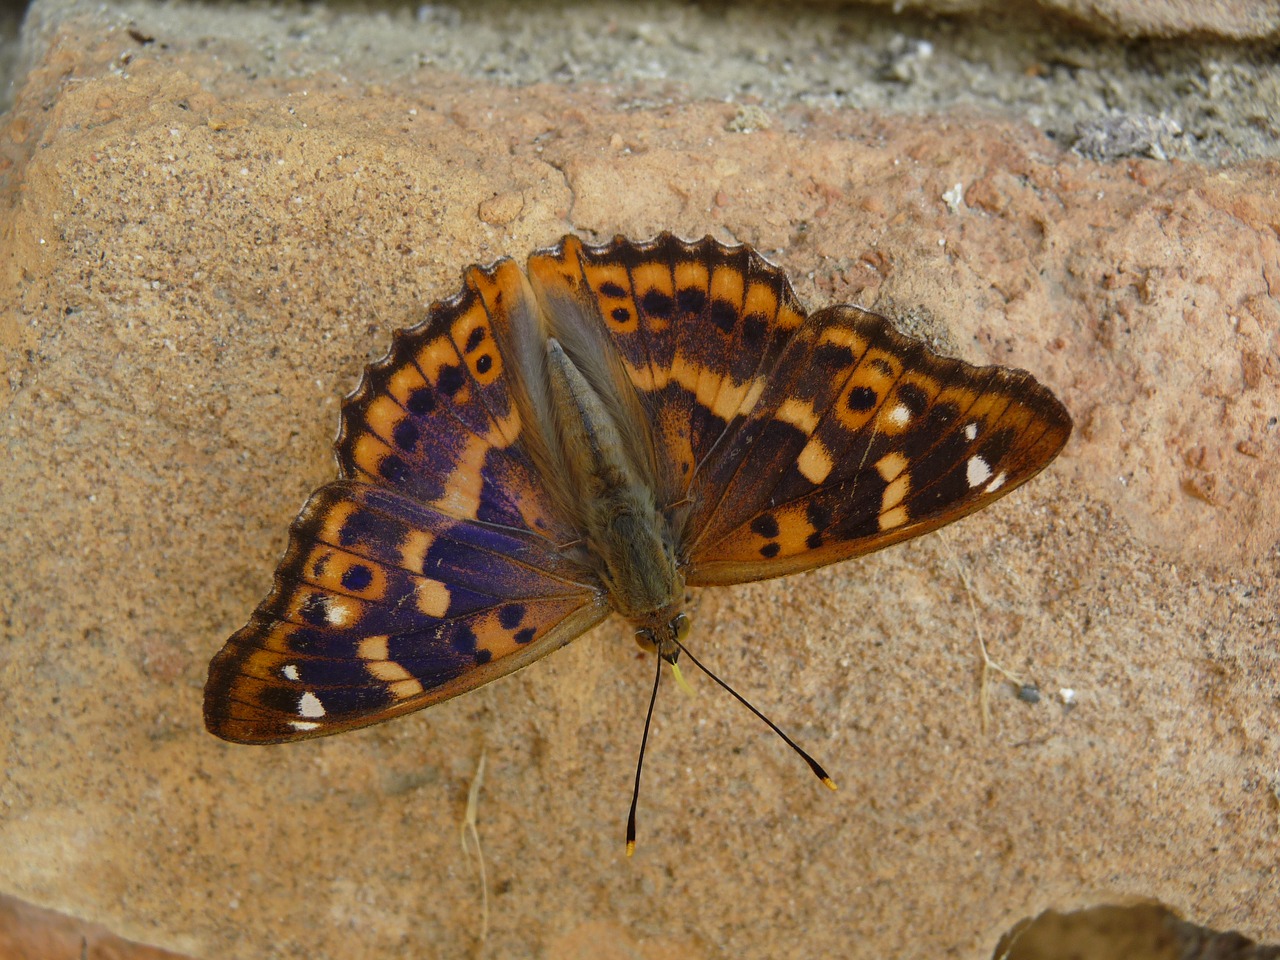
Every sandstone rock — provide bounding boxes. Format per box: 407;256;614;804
838;0;1280;40
1;6;1276;960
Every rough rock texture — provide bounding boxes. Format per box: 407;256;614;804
1;7;1278;960
878;0;1280;39
8;0;1280;164
1044;0;1280;38
1002;905;1280;960
0;893;197;960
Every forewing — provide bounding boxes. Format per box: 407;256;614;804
336;256;575;542
204;482;608;743
685;305;1072;585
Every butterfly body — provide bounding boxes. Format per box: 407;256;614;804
205;233;1071;745
541;337;686;641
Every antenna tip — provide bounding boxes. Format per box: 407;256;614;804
822;777;838;792
626;840;636;858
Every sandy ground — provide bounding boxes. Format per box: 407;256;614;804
1;2;1278;959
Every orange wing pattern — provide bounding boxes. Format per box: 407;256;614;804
206;259;610;743
521;234;1070;586
206;233;1070;744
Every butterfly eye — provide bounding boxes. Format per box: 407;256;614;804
634;628;658;653
672;613;691;642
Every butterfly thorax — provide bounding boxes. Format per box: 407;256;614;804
543;338;687;652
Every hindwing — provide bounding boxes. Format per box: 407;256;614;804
205;482;607;743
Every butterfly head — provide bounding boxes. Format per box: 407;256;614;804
634;610;691;663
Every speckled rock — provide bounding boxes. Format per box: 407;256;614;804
1;9;1277;960
856;0;1280;39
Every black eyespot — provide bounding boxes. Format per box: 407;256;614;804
341;564;373;592
379;455;408;483
751;514;780;539
710;300;738;333
611;307;631;324
300;594;329;626
896;382;929;418
407;387;436;415
475;354;493;374
451;623;477;655
929;403;960;428
392;419;418;450
641;289;674;316
676;287;706;314
806;501;831;530
815;343;856;370
437;364;465;395
846;386;877;412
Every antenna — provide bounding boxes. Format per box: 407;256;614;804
625;640;837;857
674;638;837;792
625;651;664;857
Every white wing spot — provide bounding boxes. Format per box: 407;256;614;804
289;720;320;732
967;455;993;488
298;691;326;718
888;404;911;426
964;422;978;441
282;664;301;681
326;598;353;627
987;471;1007;492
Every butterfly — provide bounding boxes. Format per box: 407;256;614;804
204;233;1071;843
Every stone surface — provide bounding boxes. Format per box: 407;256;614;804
878;0;1280;38
0;893;197;960
7;0;1280;163
1;6;1278;960
1048;0;1280;38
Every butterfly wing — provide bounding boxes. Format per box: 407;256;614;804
684;304;1072;584
206;255;610;743
208;233;1071;741
523;233;1069;587
526;233;807;510
335;255;574;543
205;482;608;743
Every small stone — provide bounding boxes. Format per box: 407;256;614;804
478;191;524;226
726;105;771;134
